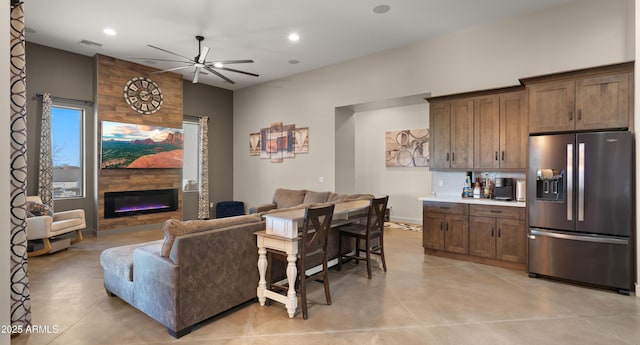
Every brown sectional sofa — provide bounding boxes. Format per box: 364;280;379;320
99;188;372;338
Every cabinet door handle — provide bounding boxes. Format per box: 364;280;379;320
495;152;498;161
451;152;455;162
491;227;494;237
490;210;502;214
498;228;501;238
569;110;573;121
501;151;505;161
445;223;449;231
440;222;443;231
446;152;450;162
578;109;582;121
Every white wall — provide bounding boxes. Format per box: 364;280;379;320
2;3;11;344
353;104;430;223
234;0;633;210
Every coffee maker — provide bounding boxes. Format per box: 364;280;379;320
493;178;515;201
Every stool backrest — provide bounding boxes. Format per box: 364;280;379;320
300;204;335;264
365;196;389;236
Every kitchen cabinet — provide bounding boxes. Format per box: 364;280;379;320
422;199;526;270
422;202;468;254
473;91;528;169
526;63;633;134
429;100;474;169
429;87;526;171
469;205;526;264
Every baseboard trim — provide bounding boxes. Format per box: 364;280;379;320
388;217;420;224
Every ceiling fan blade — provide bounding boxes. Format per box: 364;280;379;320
209;59;254;65
218;66;259;77
193;66;201;84
130;57;191;64
198;46;210;63
151;65;193;74
147;44;192;61
204;66;235;84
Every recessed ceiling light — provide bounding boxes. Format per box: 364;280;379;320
213;62;224;68
103;28;116;36
288;33;300;42
288;59;300;65
372;4;391;14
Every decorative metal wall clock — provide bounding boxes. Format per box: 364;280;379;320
123;77;163;114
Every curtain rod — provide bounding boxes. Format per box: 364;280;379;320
36;93;94;107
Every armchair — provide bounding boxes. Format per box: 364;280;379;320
26;196;85;256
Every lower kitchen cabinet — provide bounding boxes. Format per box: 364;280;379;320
423;201;526;270
495;218;526;263
469;204;526;266
423;202;468;254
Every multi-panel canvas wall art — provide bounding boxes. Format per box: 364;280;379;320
251;122;308;162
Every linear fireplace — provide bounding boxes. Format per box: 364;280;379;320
104;188;178;218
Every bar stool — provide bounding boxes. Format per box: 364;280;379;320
267;204;335;319
337;196;389;279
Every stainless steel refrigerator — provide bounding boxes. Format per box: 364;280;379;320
527;131;634;293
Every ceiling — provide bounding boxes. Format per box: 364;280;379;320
24;0;574;90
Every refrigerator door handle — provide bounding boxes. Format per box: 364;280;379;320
529;228;628;245
578;142;585;222
566;143;573;221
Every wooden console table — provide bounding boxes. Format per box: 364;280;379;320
255;199;369;318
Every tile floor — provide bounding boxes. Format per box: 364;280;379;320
12;225;640;345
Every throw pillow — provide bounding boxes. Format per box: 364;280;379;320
25;201;54;217
272;188;306;208
303;191;331;205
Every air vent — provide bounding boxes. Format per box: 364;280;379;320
79;39;102;48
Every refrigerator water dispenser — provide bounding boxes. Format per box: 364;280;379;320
535;168;564;201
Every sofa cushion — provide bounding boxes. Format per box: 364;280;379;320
161;214;262;257
51;218;83;233
272;188;306;208
100;240;163;281
303;191;330;205
328;193;373;203
327;193;347;202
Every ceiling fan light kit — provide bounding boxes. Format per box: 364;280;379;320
137;35;259;84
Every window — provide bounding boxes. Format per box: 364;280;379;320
51;106;84;198
182;120;200;192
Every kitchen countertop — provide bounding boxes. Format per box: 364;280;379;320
419;195;526;208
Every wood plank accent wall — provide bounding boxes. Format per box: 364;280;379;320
96;55;183;231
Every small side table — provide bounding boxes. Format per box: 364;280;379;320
255;231;298;318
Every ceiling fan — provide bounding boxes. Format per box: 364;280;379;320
138;35;258;84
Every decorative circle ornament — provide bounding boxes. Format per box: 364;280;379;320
123;77;163;114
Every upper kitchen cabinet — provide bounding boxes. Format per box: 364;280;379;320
474;91;527;170
524;62;633;134
429;99;474;169
429;86;527;171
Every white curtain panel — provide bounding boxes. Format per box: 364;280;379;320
38;93;54;208
9;1;32;331
197;116;210;219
